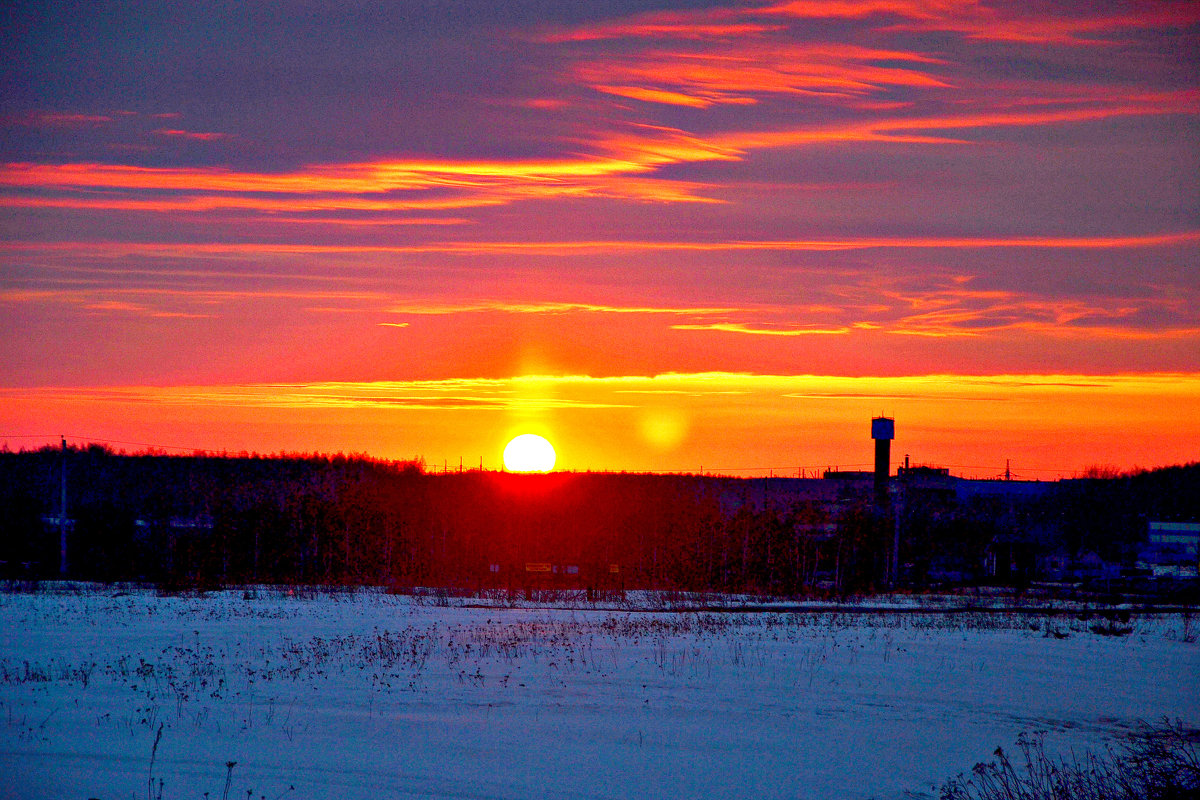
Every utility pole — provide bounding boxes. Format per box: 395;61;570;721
59;436;68;577
891;482;902;588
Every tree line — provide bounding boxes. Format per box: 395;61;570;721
0;445;1196;595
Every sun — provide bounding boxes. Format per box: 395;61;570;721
503;433;556;472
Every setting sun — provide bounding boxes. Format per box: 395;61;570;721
503;433;557;472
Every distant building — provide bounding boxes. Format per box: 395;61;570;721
954;479;1053;502
168;514;214;531
1138;521;1200;578
985;532;1039;583
1038;548;1122;583
822;470;874;482
40;515;75;531
896;465;955;501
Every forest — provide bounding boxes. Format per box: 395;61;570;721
1;445;1198;596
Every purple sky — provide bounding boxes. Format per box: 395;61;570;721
2;0;1198;472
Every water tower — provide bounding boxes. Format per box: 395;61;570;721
871;416;894;507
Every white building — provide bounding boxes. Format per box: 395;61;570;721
1138;521;1200;578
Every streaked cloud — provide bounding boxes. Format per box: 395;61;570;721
672;323;852;336
573;43;950;108
0;379;632;412
384;300;740;316
11;112;115;126
78;299;214;319
8;371;1199;410
9;231;1191;259
0;125;735;213
4;372;1199;474
881;2;1200;45
154;129;230;141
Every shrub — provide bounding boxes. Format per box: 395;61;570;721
941;721;1200;800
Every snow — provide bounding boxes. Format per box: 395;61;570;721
0;587;1196;800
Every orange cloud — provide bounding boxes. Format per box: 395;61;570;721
535;7;775;42
0;193;514;213
715;88;1200;149
865;279;1200;340
10;257;1195;348
755;0;1200;45
754;0;965;20
4;231;1196;260
3;80;1193;223
887;5;1200;45
588;85;734;108
155;128;229;141
0;124;735;214
384;300;740;316
67;298;214;319
0;286;388;308
541;0;1200;123
575;42;950;107
537;1;956;42
547;1;1199;49
672;322;852;335
0;143;724;193
542;21;782;42
10;112;114;126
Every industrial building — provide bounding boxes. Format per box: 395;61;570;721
1139;521;1200;578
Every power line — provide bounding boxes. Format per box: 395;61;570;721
62;435;216;453
1;433;225;454
698;463;873;474
935;462;1079;476
1;433;434;464
0;434;1106;478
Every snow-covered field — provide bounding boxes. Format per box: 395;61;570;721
0;588;1196;800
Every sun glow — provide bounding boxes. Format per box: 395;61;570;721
503;433;557;472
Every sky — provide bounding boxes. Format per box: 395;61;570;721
1;0;1199;476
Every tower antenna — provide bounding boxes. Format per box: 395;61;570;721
59;436;68;576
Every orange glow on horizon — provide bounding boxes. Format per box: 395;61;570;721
2;372;1198;478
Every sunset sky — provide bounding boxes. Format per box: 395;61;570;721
2;0;1199;476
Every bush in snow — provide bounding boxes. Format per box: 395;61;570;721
940;720;1200;800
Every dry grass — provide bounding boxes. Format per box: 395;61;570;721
941;720;1200;800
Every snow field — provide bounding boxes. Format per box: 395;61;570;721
0;589;1196;799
